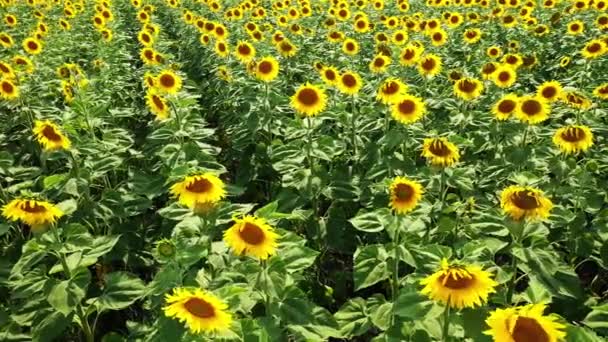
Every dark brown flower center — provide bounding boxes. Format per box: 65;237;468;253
1;81;14;93
458;79;477;93
498;99;516;113
506;56;518;64
258;61;273;74
42;125;62;141
402;48;415;60
570;23;580;31
297;88;319;105
239;222;265;245
429;140;451;157
421;58;436;71
498;71;511;82
398;99;416;115
152;95;165;110
160;74;175;88
383;81;399;95
432;32;443;41
373;57;385;67
394;183;414;202
439;270;475;289
521;99;541;115
144;50;154;60
466;31;477;38
21;202;48;213
186;178;212;193
184;298;215;318
0;36;9;44
541;86;556;99
512;317;550;342
587;43;601;53
27;41;38;50
346;42;355;51
324;69;336;80
483;63;497;74
238;44;251;55
342;74;357;87
511;191;540;210
560;127;585;142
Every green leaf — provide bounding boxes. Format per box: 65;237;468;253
368;295;393;331
31;311;73;342
43;174;67;190
392;285;433;320
79;235;121;268
95;272;145;312
583;304;608;329
334;298;371;338
460;308;492;342
350;208;392;233
353;244;389;291
56;199;78;216
46;268;91;315
565;325;604;342
275;245;319;273
0;224;10;237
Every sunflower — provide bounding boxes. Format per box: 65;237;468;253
502;53;523;69
320;66;339;86
234;41;256;63
0;78;19;100
223;215;279;260
326;30;344;43
421;137;460;167
4;14;17;27
33;120;71;151
163;288;232;335
480;62;498;80
337;71;363;95
515;96;549;124
593;83;608;100
501;185;553;221
420;259;497;309
559;56;571;68
140;48;158;65
552;125;593;154
463;28;481;44
291;83;327;117
418;54;442;77
454;78;484;103
391;29;408;45
217;66;232;82
2;198;64;230
536;81;563;102
100;29;113;42
170;173;227;210
376;77;408;104
0;33;13;48
581;39;606;59
369;54;391;73
567;20;584;35
22;37;42;55
155;70;182;94
492;94;519;120
492;65;517;88
391;94;426;124
277;40;297;57
342;38;360;55
399;44;423;66
0;61;14;79
561;91;592;109
485;303;566;342
138;30;153;46
389;176;423;214
214;40;230;58
12;55;34;74
255;56;279;82
486;46;502;59
430;29;448;46
146;90;170;120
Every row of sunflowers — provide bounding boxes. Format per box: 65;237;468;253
1;0;608;340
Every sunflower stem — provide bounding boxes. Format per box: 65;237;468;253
441;304;451;342
264;82;273;143
506;253;518;305
521;124;529;147
391;224;401;302
350;95;358;158
305;117;320;244
51;227;95;342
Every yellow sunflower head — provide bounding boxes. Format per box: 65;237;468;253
581;39;606;59
593;83;608;100
235;40;256;63
420;258;497;309
337;71;363;95
492;65;517;88
12;55;34;74
485;303;566;342
155;70;182;94
0;32;14;48
0;78;19;100
552;125;593;154
463;28;481;44
214;40;230;58
170;173;227;210
389;176;423;215
454;77;484;100
291;83;327;117
561;91;592;110
320;66;339;86
537;81;563;102
500;185;553;221
33;120;71;151
487;45;502;59
421;137;460;167
492;94;519;120
254;56;279;82
223;215;279;260
567;20;584;35
369;54;391;73
391;93;426;124
163;288;232;335
277;39;297;57
376;78;408;104
399;44;423;66
2;198;64;229
515;95;550;124
22;37;43;55
342;38;360;55
417;54;442;78
145;90;170;120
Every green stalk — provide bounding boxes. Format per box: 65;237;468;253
521;124;529;147
52;228;94;342
392;226;401;302
506;254;518;305
305;117;320;243
441;304;451;342
350;95;358;158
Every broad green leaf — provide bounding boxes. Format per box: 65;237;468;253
275;245;318;273
392;285;433;320
583;304;608;329
95;272;145;312
31;311;73;342
565;326;604;342
46;268;91;315
353;244;389;291
0;224;10;237
350;208;392;233
334;298;371;338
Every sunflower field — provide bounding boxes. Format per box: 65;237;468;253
1;0;608;340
